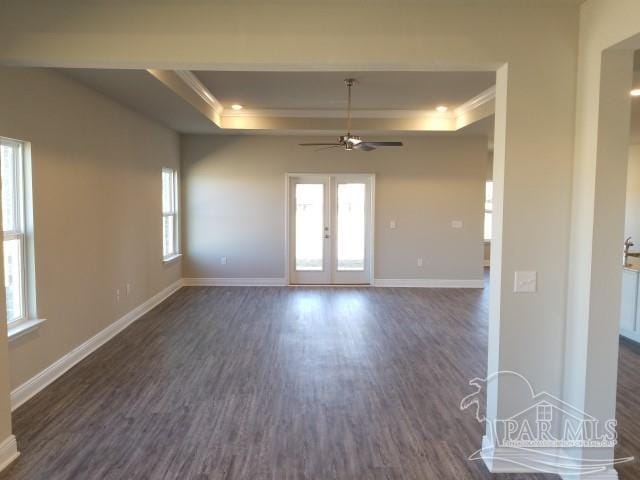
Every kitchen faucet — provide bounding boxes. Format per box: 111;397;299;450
624;236;634;266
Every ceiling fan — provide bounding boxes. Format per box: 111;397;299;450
299;78;403;152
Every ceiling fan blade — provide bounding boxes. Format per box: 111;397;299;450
315;145;342;151
353;143;376;151
299;143;342;146
360;141;403;147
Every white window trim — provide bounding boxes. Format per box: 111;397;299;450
162;167;180;261
163;253;182;264
3;139;26;324
1;137;42;337
8;318;46;341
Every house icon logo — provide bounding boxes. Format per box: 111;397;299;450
460;371;633;475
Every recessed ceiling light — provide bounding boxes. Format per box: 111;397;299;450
231;104;243;110
632;89;640;97
436;105;448;113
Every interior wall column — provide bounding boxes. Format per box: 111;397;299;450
564;46;635;474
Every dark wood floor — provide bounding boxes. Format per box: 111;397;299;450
0;279;637;479
615;338;640;479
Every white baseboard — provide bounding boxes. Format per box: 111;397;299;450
373;278;484;288
560;471;619;480
183;277;483;288
481;435;560;474
620;328;640;344
10;278;185;411
184;277;286;286
0;435;19;472
481;436;619;479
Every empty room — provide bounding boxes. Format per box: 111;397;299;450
0;1;639;479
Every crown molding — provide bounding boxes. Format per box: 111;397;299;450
174;70;224;116
156;69;494;133
222;108;456;120
455;85;496;115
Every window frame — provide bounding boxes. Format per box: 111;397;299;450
1;138;28;325
162;167;180;261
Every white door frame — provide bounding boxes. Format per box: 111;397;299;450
284;172;375;285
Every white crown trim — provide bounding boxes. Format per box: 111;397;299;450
174;70;224;115
455;85;496;115
222;108;456;120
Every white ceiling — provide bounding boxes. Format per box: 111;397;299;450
193;71;496;112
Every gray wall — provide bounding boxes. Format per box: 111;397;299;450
0;67;182;388
182;134;486;281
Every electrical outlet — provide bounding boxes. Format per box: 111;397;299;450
451;220;463;229
126;283;131;296
417;258;423;267
221;257;227;265
116;288;121;303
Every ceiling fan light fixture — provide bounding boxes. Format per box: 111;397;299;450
231;104;243;110
436;105;448;113
298;79;403;152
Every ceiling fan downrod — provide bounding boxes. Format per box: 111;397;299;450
345;78;355;139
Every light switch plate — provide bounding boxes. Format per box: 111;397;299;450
390;220;396;229
417;258;423;267
514;271;537;293
451;220;463;229
221;257;227;265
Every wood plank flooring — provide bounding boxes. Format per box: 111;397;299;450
615;338;640;479
0;281;636;479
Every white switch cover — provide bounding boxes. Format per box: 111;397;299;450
417;258;423;267
221;257;227;265
390;220;396;229
514;271;537;293
451;220;463;229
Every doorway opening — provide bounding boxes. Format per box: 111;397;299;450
286;173;374;285
614;48;640;479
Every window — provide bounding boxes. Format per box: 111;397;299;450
0;139;27;323
484;180;493;241
162;168;179;260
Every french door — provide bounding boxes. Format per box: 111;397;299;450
288;174;373;285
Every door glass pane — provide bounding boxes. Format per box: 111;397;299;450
3;238;23;323
295;183;324;271
337;183;365;271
